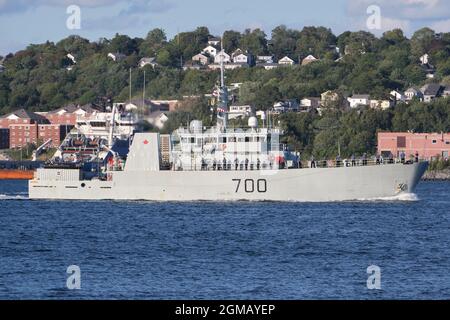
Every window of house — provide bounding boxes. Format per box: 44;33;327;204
432;140;437;144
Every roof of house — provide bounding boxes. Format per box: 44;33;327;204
279;56;294;62
139;57;156;63
147;110;168;119
49;103;102;114
421;83;442;95
302;97;321;101
350;94;370;99
405;87;421;93
2;108;48;121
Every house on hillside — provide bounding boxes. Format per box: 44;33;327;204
278;56;295;66
208;37;221;46
67;53;76;64
419;54;430;65
146;111;169;130
257;55;274;64
421;83;443;103
390;90;406;103
0;64;5;73
347;94;370;108
404;87;423;101
192;53;209;65
301;55;318;66
202;45;218;58
273;100;299;113
233;53;253;65
228;105;253;120
214;50;231;64
139;57;158;68
300;98;321;111
369;99;393;110
107;52;126;62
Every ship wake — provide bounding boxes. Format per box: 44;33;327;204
356;193;419;202
0;193;28;200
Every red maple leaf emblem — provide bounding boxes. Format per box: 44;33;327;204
143;139;149;145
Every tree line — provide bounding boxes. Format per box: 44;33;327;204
0;25;449;158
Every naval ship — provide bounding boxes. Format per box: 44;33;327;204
28;59;428;201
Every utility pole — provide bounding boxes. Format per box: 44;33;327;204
129;68;132;102
142;70;146;109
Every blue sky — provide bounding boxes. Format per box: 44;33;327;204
0;0;450;55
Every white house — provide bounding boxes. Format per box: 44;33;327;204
139;57;158;68
146;111;169;130
228;105;253;120
107;52;126;62
214;50;231;64
66;53;76;64
273;100;299;113
257;55;274;64
301;55;318;65
192;53;209;65
369;99;393;110
390;90;406;102
278;56;295;65
300;97;321;110
0;64;5;73
208;37;221;46
404;87;423;101
419;53;430;65
202;45;218;57
233;53;250;64
347;94;370;108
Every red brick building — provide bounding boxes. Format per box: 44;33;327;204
0;105;99;149
378;132;450;160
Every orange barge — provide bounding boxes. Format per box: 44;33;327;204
0;169;35;180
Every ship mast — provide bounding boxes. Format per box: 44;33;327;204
217;39;228;131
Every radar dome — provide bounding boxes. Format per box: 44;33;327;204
248;116;258;128
190;120;203;133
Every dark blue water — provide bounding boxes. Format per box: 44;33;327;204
0;180;449;299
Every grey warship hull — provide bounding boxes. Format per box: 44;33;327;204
29;161;428;202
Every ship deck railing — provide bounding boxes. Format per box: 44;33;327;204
169;158;423;171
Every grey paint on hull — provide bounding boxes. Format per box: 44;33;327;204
29;162;428;201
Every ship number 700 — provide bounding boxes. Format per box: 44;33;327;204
232;179;267;193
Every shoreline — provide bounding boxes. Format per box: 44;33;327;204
422;169;450;181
